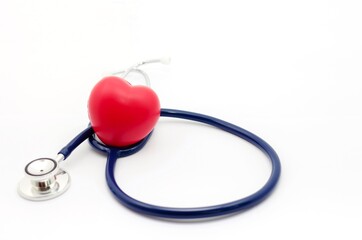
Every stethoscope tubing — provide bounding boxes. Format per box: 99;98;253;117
58;108;281;219
99;108;281;219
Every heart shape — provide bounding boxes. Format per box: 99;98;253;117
88;76;160;147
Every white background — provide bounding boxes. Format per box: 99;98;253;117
1;0;361;239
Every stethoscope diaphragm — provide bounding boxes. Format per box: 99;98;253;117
18;157;71;201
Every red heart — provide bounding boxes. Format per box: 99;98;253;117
88;76;160;147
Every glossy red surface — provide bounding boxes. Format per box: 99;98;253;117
88;76;160;147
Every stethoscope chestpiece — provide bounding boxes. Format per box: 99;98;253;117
18;157;71;201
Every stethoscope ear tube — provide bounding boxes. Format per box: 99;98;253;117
93;108;281;219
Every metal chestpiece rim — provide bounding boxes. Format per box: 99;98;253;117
18;158;71;201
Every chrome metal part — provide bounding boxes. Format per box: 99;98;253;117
18;158;71;201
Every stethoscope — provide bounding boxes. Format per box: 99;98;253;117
18;59;281;219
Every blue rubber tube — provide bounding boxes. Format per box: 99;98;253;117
94;108;282;219
58;126;94;159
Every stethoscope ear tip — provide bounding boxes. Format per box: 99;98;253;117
18;158;71;201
